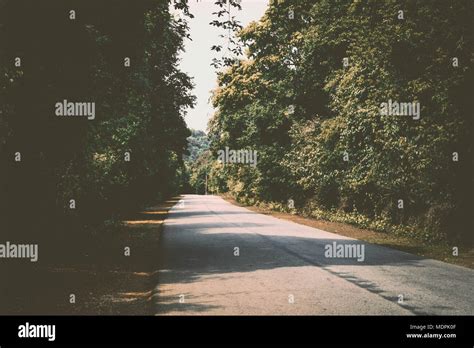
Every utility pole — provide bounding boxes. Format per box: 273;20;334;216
205;172;208;195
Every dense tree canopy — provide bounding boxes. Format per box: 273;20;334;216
208;0;473;244
0;0;195;247
0;0;472;248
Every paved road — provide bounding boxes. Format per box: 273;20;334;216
153;195;473;315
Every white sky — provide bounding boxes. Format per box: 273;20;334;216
178;0;269;132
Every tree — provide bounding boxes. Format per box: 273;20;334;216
209;0;473;243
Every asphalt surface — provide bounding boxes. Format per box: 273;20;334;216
153;194;473;315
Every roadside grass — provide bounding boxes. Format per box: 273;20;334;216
220;194;473;270
2;197;180;315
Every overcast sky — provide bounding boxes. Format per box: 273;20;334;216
178;0;269;132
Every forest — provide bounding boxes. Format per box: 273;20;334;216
0;0;472;317
199;0;473;245
0;0;194;249
0;0;471;261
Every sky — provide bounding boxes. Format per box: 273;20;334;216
178;0;269;132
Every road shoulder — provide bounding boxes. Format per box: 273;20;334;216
220;194;473;269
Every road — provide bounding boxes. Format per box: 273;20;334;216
153;194;473;315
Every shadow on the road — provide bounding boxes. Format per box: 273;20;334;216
154;292;221;314
152;225;463;315
147;196;473;315
167;210;260;218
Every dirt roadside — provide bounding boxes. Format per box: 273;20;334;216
2;197;179;315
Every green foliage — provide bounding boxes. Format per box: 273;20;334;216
184;129;210;163
0;1;195;242
209;0;473;244
184;130;240;195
